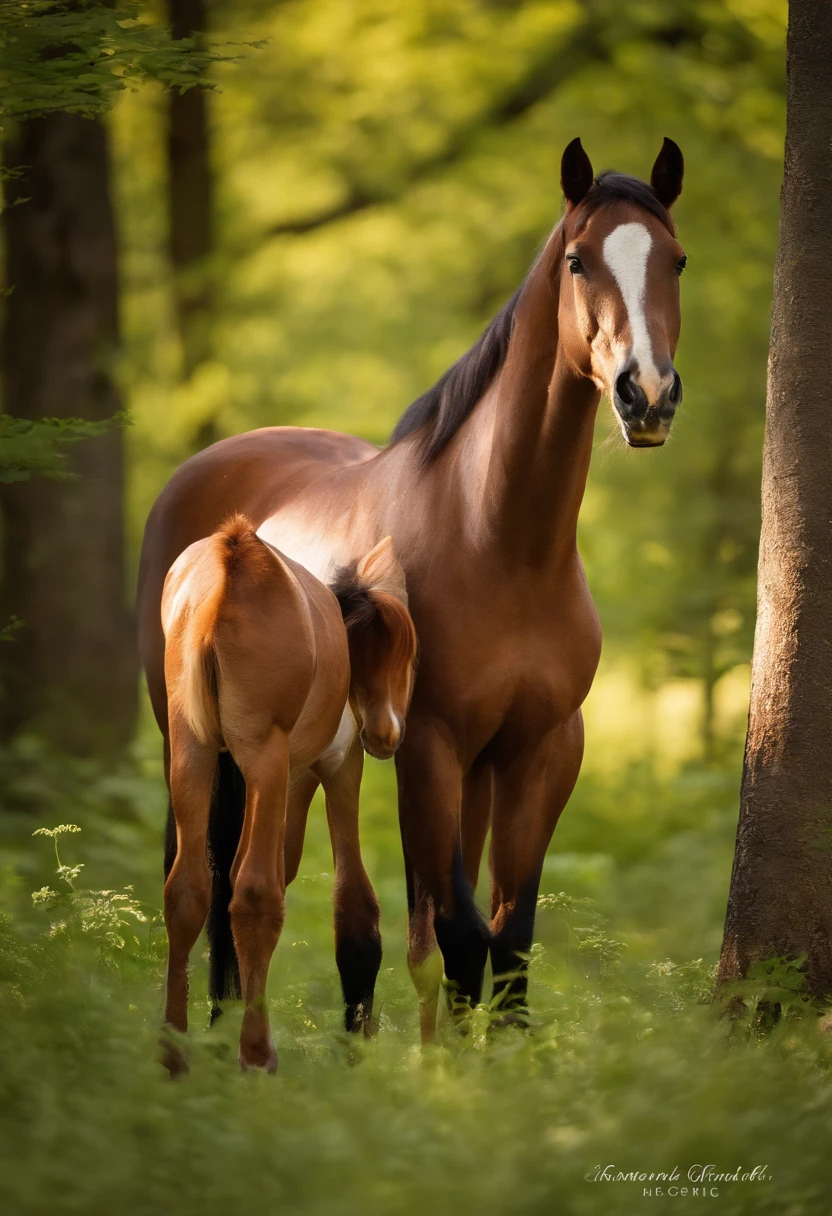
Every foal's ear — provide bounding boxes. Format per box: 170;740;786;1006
356;536;408;605
561;137;594;209
650;137;684;209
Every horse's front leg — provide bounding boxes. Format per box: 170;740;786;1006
488;710;585;1019
396;716;490;1034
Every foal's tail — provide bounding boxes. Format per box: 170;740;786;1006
177;514;267;1005
179;514;264;746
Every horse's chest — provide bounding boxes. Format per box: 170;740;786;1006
416;584;602;746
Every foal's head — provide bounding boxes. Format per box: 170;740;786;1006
558;137;686;447
332;538;417;760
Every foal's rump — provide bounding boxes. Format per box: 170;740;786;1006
162;514;331;755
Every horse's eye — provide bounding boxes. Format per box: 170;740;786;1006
567;255;584;275
676;255;687;276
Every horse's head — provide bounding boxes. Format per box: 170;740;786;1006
332;537;417;760
558;137;686;448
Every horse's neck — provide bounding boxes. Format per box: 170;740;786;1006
461;234;600;566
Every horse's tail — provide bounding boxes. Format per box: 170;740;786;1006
207;751;245;1005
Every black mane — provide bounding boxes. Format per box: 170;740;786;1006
388;171;674;463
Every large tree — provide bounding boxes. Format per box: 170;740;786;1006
0;113;136;756
718;0;832;999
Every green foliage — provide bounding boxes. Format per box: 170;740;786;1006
0;413;124;483
0;1;250;122
538;891;627;975
30;823;157;961
647;956;718;1011
1;772;832;1215
0;615;22;642
723;954;818;1023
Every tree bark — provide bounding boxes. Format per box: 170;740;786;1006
0;114;137;756
167;0;214;382
718;0;832;998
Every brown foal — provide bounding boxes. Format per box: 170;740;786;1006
161;516;416;1073
139;138;686;1043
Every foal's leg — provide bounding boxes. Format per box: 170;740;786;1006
488;712;584;1019
318;738;382;1035
163;722;216;1076
229;729;290;1072
396;717;490;1028
285;768;319;886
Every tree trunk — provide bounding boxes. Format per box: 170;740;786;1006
718;0;832;998
0;114;137;757
167;0;214;384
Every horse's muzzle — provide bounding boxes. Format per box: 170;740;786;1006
613;365;682;447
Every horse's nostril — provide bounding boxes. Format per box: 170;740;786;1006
615;370;648;418
668;371;683;406
615;370;636;407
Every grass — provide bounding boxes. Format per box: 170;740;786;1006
2;728;832;1215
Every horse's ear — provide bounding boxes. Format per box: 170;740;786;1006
356;536;408;605
561;137;594;209
650;137;684;208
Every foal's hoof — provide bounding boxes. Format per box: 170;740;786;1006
239;1038;278;1074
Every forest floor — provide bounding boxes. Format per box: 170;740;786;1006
1;727;831;1216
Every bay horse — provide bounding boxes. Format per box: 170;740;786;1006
160;515;416;1073
139;137;686;1042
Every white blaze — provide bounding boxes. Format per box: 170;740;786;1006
602;222;660;397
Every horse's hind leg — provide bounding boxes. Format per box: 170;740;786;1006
163;722;215;1076
404;854;442;1045
319;738;382;1035
230;728;290;1072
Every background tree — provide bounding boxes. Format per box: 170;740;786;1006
718;0;832;999
0;111;134;756
167;0;214;385
0;2;224;757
